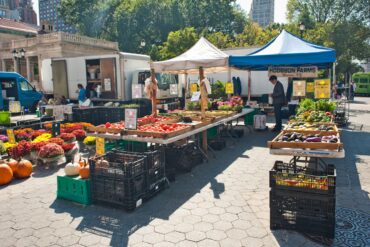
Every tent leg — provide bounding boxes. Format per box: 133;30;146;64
247;70;251;103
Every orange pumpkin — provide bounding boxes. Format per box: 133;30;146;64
14;159;33;179
0;163;13;185
79;161;90;179
6;158;18;173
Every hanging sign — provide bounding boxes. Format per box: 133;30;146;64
104;78;112;92
132;84;143;99
190;83;198;93
191;92;201;102
170;84;178;95
52;122;61;137
225;82;234;94
292;80;306;97
6;129;16;144
306;82;315;93
125;108;138;130
314;79;331;99
268;66;318;78
96;137;105;155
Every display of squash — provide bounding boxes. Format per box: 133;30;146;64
79;160;90;179
64;162;80;176
14;159;33;179
5;158;18;173
0;163;13;185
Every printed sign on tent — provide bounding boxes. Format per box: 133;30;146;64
268;66;318;78
225;82;234;94
132;84;143;99
314;79;331;99
6;129;15;144
306;82;315;93
190;83;198;93
293;80;306;97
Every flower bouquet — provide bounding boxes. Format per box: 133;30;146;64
9;140;32;160
38;143;65;163
48;137;64;146
73;129;86;142
32;133;52;143
0;141;6;155
59;133;76;143
16;132;32;141
31;129;49;139
31;141;48;160
0;135;8;142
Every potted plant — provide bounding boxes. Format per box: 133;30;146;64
38;143;65;163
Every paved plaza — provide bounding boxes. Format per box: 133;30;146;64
0;99;369;247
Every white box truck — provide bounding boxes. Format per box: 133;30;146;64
40;52;181;103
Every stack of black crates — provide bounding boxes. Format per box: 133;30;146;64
89;149;167;211
269;161;336;239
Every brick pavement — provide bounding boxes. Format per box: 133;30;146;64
0;99;369;247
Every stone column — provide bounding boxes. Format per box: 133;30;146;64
26;56;31;81
13;58;18;73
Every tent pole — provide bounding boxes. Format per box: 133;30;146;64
228;67;232;99
184;72;188;110
248;70;251;103
199;67;208;154
150;69;158;117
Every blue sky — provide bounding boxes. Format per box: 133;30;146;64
32;0;288;25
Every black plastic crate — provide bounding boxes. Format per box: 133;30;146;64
91;174;146;210
145;177;168;200
116;149;165;171
209;139;226;151
270;189;335;218
270;189;335;238
270;161;336;195
89;152;146;179
147;166;166;187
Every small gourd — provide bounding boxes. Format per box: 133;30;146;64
64;162;80;176
79;160;90;179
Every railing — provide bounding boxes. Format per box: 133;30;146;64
0;32;118;50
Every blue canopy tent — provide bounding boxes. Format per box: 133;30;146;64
229;30;336;70
229;30;336;101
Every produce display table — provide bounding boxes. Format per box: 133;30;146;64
90;109;254;145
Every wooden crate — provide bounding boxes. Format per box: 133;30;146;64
124;125;193;139
268;131;343;150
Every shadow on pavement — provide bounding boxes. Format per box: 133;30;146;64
50;130;276;246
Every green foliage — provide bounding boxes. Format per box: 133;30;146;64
209;81;227;100
297;99;336;113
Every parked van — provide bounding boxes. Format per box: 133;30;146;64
0;72;43;111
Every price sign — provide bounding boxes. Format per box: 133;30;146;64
132;84;143;99
96;137;105;155
191;92;201;102
6;129;16;144
292;80;306;97
125;108;138;130
225;82;234;94
9;101;21;113
314;79;331;99
190;83;198;93
306;82;315;93
52;122;61;137
170;84;178;95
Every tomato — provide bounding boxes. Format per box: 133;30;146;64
105;122;111;128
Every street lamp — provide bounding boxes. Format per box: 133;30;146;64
12;48;26;73
299;22;305;38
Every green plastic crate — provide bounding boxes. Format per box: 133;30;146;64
207;126;218;139
0;111;11;125
119;140;148;152
57;176;91;205
244;109;256;126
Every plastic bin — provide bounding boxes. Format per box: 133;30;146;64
207;126;218;139
57;176;91;205
89;152;146;179
0;111;11;125
244;108;256;125
270;161;336;195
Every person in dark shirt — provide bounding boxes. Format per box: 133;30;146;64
269;75;285;131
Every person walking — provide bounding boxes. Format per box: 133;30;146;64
269;75;285;131
77;84;86;105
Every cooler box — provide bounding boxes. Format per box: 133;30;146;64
254;114;266;130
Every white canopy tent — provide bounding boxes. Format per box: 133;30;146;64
151;37;230;74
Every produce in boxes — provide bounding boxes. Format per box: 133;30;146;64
291;111;332;122
277;132;338;143
38;143;64;159
138;123;188;133
285;122;335;131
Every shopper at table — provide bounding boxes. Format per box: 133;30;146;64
77;84;86;105
269;75;285;132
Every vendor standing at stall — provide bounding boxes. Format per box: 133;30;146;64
77;84;87;105
269;75;285;131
